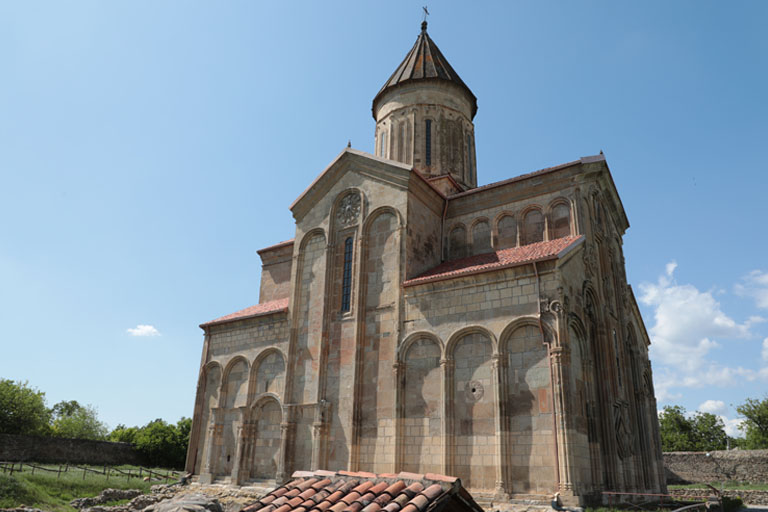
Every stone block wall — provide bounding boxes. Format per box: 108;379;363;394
0;434;142;465
664;450;768;484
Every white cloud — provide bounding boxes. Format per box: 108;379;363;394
721;416;745;438
699;399;728;416
127;324;161;337
763;338;768;362
640;262;752;373
735;270;768;310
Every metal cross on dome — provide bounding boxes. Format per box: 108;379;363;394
422;6;429;22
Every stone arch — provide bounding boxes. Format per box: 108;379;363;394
222;356;249;409
495;212;517;249
290;230;327;405
567;313;599;491
219;357;249;476
447;223;467;260
243;394;283;481
398;331;444;363
195;362;223;474
500;321;553;493
521;206;545;245
249;348;286;401
498;317;542;355
582;281;616;489
401;335;443;475
445;325;498;359
548;199;572;239
470;218;492;255
357;207;402;471
449;328;497;490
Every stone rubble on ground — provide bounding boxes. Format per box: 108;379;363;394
71;489;143;509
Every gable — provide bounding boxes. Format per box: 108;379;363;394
290;148;412;223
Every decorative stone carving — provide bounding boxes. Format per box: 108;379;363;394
465;380;484;402
614;400;634;459
337;193;361;226
582;245;596;279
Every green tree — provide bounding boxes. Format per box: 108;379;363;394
0;379;51;436
736;396;768;449
109;424;140;444
659;405;728;451
660;405;694;451
133;419;187;469
690;411;728;451
50;401;108;440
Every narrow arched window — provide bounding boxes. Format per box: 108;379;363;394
425;119;432;166
341;237;353;312
380;130;387;158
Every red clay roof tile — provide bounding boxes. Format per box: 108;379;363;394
242;470;481;512
201;297;289;327
361;503;381;512
403;236;584;287
382;502;401;512
421;484;444;500
409;495;429;511
312;479;333;491
352;482;374;494
382;481;406;497
329;502;348;512
273;505;292;512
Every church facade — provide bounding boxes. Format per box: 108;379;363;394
185;22;666;505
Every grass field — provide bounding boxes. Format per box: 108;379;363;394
0;464;174;512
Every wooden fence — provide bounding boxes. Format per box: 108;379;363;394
0;461;180;483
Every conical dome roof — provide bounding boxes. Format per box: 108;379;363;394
372;21;478;119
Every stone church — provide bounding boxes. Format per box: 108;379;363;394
185;21;666;505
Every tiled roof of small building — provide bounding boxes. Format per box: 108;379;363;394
242;470;483;512
403;236;584;287
373;22;477;119
200;298;289;328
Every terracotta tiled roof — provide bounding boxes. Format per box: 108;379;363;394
403;236;584;287
242;470;483;512
200;298;289;328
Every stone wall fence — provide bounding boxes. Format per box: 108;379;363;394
664;450;768;485
0;433;143;466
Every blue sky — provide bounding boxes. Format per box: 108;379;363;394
1;1;767;434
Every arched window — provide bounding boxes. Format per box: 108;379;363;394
497;215;516;249
551;203;571;239
522;209;544;245
341;237;353;311
380;130;387;158
425;119;432;166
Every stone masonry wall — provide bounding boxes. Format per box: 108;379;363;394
0;434;142;465
664;450;768;484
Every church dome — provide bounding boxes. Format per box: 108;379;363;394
372;21;477;120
